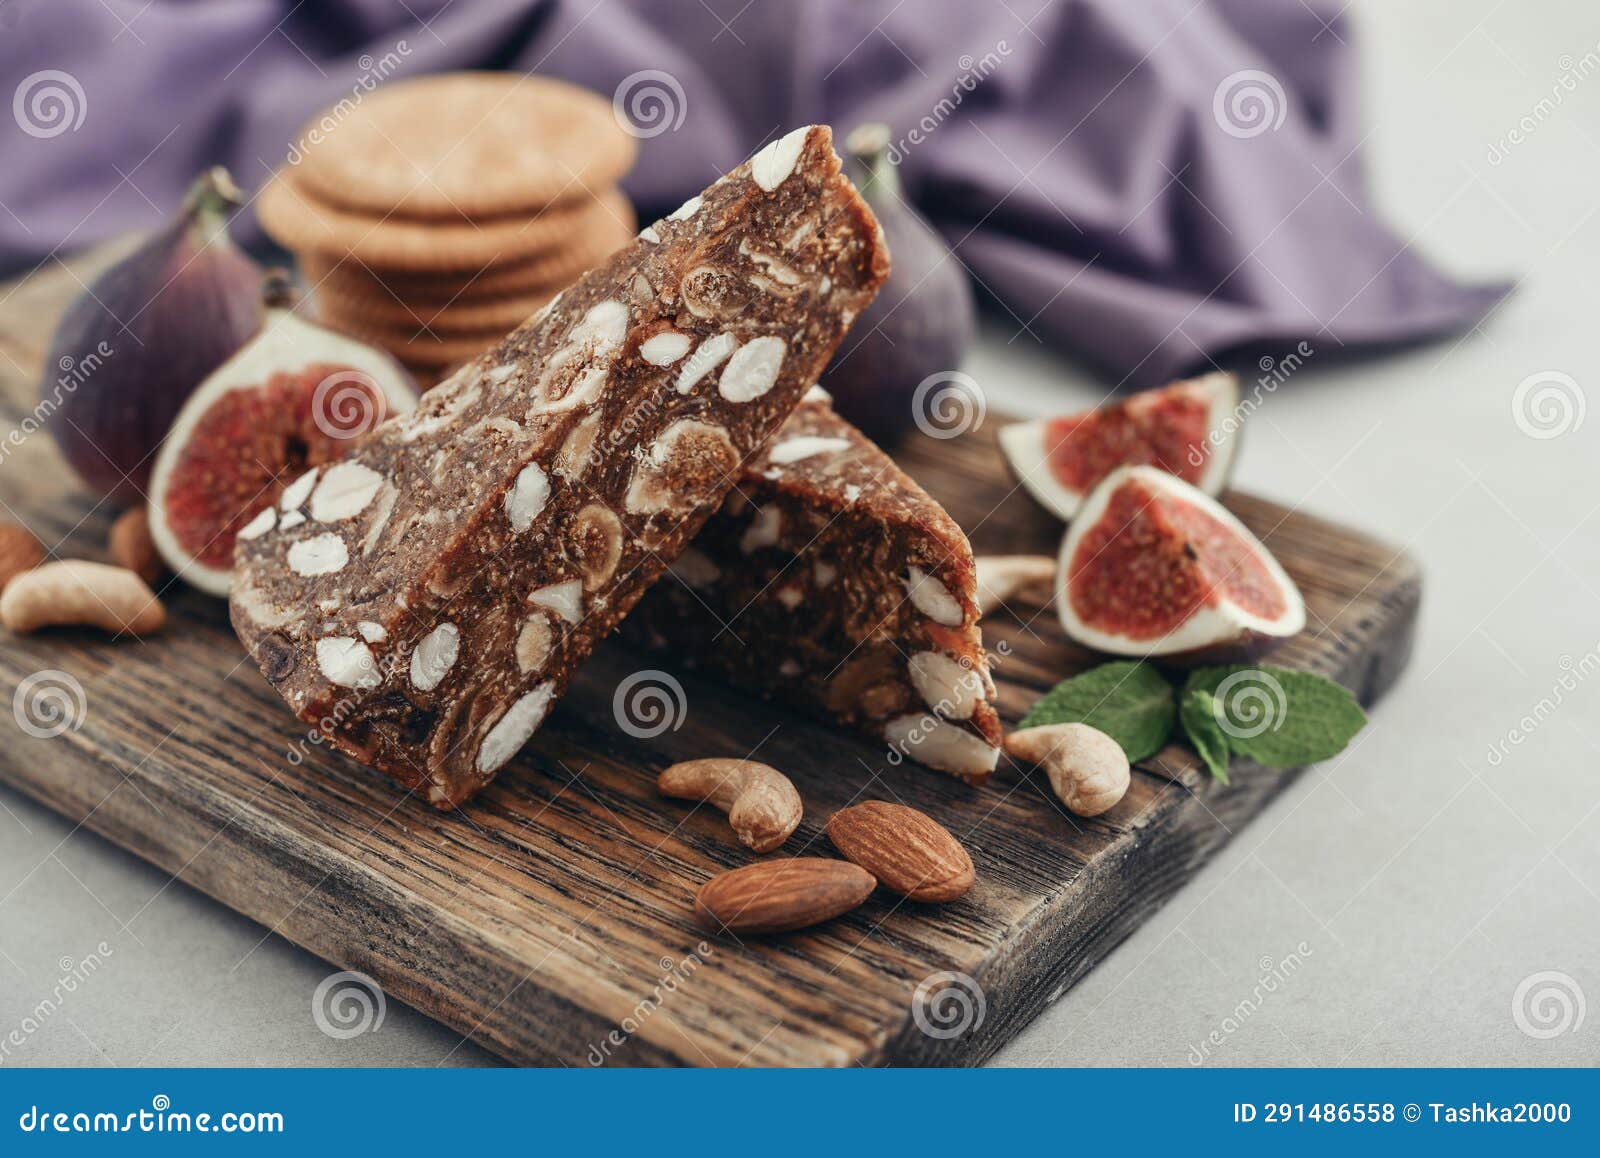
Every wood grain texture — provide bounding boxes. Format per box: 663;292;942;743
0;247;1420;1066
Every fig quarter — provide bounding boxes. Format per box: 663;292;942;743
826;800;975;903
694;857;876;935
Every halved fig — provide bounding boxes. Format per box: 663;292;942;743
1056;465;1304;661
999;372;1239;520
147;279;417;595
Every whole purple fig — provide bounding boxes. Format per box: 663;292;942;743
44;168;262;504
819;124;976;441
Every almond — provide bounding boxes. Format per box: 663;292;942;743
108;507;163;585
826;800;975;903
0;522;46;593
694;857;875;934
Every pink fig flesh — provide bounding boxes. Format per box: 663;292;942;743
1001;373;1239;521
1056;465;1304;659
1047;390;1214;493
158;363;391;572
1069;482;1286;638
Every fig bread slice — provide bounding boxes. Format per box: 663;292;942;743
231;126;889;808
627;393;1003;784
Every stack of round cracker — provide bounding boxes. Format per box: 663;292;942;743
258;73;636;381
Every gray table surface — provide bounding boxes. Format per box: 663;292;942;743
3;0;1597;1067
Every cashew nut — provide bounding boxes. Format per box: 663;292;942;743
974;555;1056;616
1;560;166;637
658;758;803;853
1004;722;1129;816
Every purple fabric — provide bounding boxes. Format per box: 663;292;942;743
1;0;1506;387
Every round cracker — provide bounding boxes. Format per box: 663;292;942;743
290;73;635;220
297;219;620;301
259;173;635;271
321;315;505;368
303;256;559;302
317;286;556;336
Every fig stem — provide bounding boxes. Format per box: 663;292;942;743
843;123;902;200
184;167;244;248
260;268;299;312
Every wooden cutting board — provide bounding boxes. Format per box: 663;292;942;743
0;246;1419;1066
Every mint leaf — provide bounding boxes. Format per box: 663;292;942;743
1180;689;1232;784
1019;661;1175;763
1182;666;1366;767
